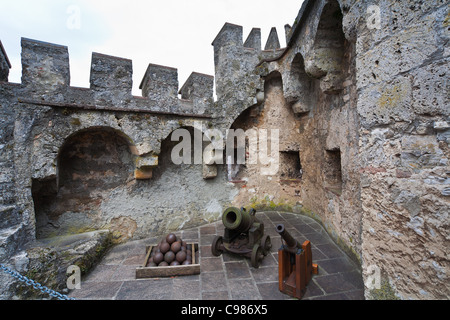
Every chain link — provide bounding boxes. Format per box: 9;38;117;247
0;263;75;300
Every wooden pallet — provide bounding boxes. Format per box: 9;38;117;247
135;243;200;278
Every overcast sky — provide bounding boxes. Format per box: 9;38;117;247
0;0;304;95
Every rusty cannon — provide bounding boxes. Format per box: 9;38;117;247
276;223;318;299
211;207;271;268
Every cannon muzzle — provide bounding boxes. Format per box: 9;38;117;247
276;224;301;252
222;207;255;233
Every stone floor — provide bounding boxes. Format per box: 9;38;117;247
69;211;365;300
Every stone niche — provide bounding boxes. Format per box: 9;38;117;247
32;127;136;239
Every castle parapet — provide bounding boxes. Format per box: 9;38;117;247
5;37;216;116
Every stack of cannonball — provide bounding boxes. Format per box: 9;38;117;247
147;233;198;267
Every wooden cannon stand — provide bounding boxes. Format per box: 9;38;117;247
278;240;319;299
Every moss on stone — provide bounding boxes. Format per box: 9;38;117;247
70;118;81;126
369;278;400;300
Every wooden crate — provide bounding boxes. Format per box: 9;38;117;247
135;243;200;278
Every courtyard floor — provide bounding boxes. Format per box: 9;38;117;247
69;211;365;300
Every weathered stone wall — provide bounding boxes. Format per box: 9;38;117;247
212;0;363;267
211;0;449;299
0;0;448;300
341;0;449;299
0;37;239;255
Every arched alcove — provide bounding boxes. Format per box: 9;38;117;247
304;0;346;94
32;127;136;239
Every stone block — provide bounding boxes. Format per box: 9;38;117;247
135;168;153;180
434;121;449;130
202;164;217;180
136;155;158;169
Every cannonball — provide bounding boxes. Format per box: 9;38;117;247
147;262;157;267
160;242;170;254
164;251;175;264
166;233;177;245
182;260;191;265
170;261;180;266
153;252;164;265
181;241;187;247
159;261;169;267
176;251;187;263
171;241;181;253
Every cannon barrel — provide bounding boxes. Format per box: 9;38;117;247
222;207;254;233
276;224;301;251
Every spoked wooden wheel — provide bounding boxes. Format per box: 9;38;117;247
261;235;272;256
251;244;264;268
211;235;224;257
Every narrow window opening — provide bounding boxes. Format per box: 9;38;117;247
324;149;343;195
279;151;302;180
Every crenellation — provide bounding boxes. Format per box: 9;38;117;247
243;28;262;50
140;63;178;101
264;27;281;50
90;52;133;103
21;38;70;91
179;72;214;114
212;22;243;68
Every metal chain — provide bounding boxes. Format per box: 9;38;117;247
0;263;75;300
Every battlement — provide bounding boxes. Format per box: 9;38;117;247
243;28;261;50
90;52;133;92
179;72;214;101
140;63;178;100
21;38;70;89
212;22;284;53
2;37;214;116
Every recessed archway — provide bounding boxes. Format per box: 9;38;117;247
32;127;136;239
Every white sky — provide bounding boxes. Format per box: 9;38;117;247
0;0;304;96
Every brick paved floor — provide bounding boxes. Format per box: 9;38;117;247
69;211;365;300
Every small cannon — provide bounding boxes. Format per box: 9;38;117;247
211;207;271;268
276;223;318;299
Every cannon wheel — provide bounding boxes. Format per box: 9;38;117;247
211;235;224;257
261;235;272;256
251;244;264;268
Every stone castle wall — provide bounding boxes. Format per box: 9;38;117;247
0;0;448;300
